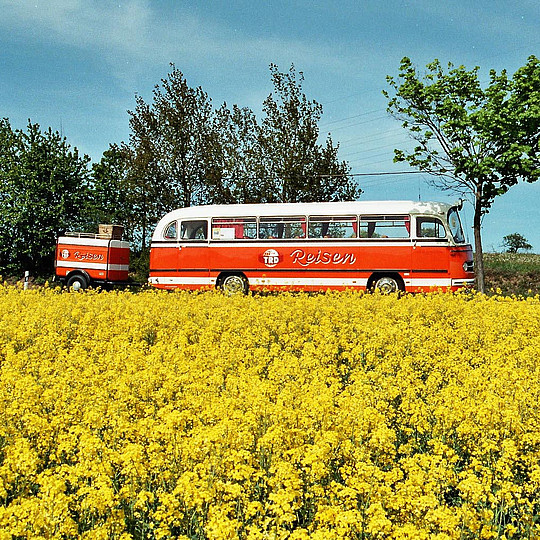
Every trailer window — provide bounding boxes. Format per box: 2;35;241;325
360;216;410;238
308;216;357;238
259;217;306;239
416;217;447;239
212;217;257;240
180;220;208;241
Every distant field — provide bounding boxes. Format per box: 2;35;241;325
484;252;540;295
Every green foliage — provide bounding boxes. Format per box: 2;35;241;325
206;103;269;203
129;247;150;284
0;119;90;276
259;64;359;203
385;55;540;292
502;232;532;253
125;63;359;219
88;144;131;228
126;64;220;249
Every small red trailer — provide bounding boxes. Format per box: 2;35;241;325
55;225;130;290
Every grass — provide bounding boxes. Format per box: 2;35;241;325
484;252;540;296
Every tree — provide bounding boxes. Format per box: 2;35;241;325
385;56;540;292
206;103;270;204
259;64;359;203
88;144;131;230
125;65;221;248
123;63;357;246
0;119;90;277
502;233;532;253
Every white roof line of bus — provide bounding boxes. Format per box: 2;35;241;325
156;200;456;224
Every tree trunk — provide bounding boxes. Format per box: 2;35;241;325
473;192;485;293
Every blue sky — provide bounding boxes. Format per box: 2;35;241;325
1;0;539;251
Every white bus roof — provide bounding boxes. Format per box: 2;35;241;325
155;200;458;228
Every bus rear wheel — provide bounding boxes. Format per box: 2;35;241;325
220;274;249;295
370;275;403;294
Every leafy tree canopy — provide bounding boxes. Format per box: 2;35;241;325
502;233;532;253
385;55;540;292
0;119;90;277
124;64;359;216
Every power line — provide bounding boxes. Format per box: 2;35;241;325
348;171;418;177
319;109;382;128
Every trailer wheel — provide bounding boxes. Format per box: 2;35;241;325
369;274;404;294
66;274;89;291
219;274;249;295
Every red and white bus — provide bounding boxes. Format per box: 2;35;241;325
148;200;474;293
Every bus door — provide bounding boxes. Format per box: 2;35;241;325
359;215;412;273
411;216;451;285
177;220;210;278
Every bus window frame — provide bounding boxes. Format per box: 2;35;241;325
415;216;448;240
307;215;358;239
359;215;411;240
211;217;257;240
258;216;307;240
179;220;209;242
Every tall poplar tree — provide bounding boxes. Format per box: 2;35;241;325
259;64;359;203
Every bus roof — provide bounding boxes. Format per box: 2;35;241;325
155;200;458;226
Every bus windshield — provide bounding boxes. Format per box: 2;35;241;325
447;208;465;243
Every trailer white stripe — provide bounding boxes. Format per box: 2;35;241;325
56;261;129;272
58;237;130;248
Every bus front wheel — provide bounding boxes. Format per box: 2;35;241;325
370;275;403;294
220;274;249;295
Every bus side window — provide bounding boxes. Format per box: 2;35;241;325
360;216;410;238
308;216;356;238
416;217;447;239
212;218;257;240
181;220;208;241
163;221;177;240
259;217;305;239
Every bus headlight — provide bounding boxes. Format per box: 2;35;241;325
463;261;474;272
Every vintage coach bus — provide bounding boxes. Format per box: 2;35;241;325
148;200;474;293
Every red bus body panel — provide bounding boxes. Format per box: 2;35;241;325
149;241;474;292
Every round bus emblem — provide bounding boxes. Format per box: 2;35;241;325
61;249;70;259
262;249;280;268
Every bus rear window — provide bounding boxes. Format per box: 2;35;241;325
212;218;257;240
163;221;177;240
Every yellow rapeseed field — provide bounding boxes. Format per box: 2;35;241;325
0;286;539;539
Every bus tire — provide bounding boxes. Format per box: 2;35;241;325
369;274;404;294
219;274;249;295
66;273;89;291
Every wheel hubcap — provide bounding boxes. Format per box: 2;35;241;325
375;277;398;294
223;276;245;294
